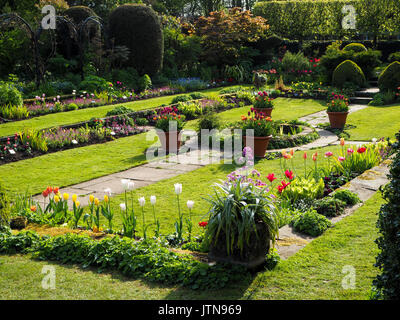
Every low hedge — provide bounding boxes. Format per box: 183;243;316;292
0;231;248;290
343;43;367;53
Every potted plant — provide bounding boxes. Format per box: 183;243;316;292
253;91;275;117
205;176;279;269
241;110;274;158
154;108;186;153
327;94;350;129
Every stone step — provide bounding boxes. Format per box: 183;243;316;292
350;96;373;105
354;91;375;98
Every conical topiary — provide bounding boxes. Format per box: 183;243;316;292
332;60;366;88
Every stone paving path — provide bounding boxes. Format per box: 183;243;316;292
276;159;390;260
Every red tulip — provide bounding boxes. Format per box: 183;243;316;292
357;147;367;154
285;170;294;180
267;173;277;183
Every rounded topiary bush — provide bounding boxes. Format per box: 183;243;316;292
378;61;400;91
109;4;163;76
332;60;366;88
343;43;367;53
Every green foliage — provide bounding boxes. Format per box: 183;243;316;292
0;82;23;107
135;118;149;126
332;60;366;88
205;180;279;256
0;231;248;290
80;75;112;93
281;178;325;203
109;4;164;76
265;248;280;270
281;51;311;73
189;92;207;100
106;106;132;117
196;111;221;132
138;74;152;92
374;131;400;299
388;52;400;63
368;91;397;106
292;210;332;237
0;104;29;120
0;181;10;228
176;102;202;119
343;43;368;53
320;41;381;80
66;103;78;111
332;189;361;206
18;128;48;153
313;198;346;217
378;61;400;91
171;95;191;104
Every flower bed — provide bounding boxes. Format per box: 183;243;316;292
0;115;146;165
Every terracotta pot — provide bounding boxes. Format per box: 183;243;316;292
327;111;349;129
157;130;182;153
243;135;272;158
253;108;273;117
208;222;271;270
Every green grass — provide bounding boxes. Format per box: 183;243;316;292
0;190;383;299
346;104;400;141
185;98;326;130
0;131;158;196
0;87;227;138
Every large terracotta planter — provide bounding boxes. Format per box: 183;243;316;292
157;130;182;153
253;108;273;117
243;135;272;158
327;111;349;129
208;222;271;269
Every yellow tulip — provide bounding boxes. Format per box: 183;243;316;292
63;193;69;200
75;201;80;207
72;194;77;203
54;195;60;203
104;195;109;203
94;198;100;206
89;195;94;203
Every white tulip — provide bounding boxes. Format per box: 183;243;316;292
121;179;129;190
104;188;112;196
372;138;377;144
138;197;146;207
120;203;126;211
127;181;135;190
150;195;156;205
174;183;182;195
187;200;194;210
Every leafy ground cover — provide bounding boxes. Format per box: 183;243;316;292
0;191;383;300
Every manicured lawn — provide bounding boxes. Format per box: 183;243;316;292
0;87;229;138
0;190;383;299
185;98;326;130
346;104;400;141
0;131;158;196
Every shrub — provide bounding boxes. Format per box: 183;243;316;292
0;180;10;228
313;197;346;217
378;61;400;91
109;4;164;76
292;210;332;237
80;75;111;93
0;83;23;107
135;118;149;126
196;111;221;132
189;92;206;100
171;95;191;104
343;43;367;53
138;74;152;92
332;60;366;88
374;131;400;299
281;51;311;73
65;103;78;111
106;106;132;117
388;52;400;63
332;189;361;206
